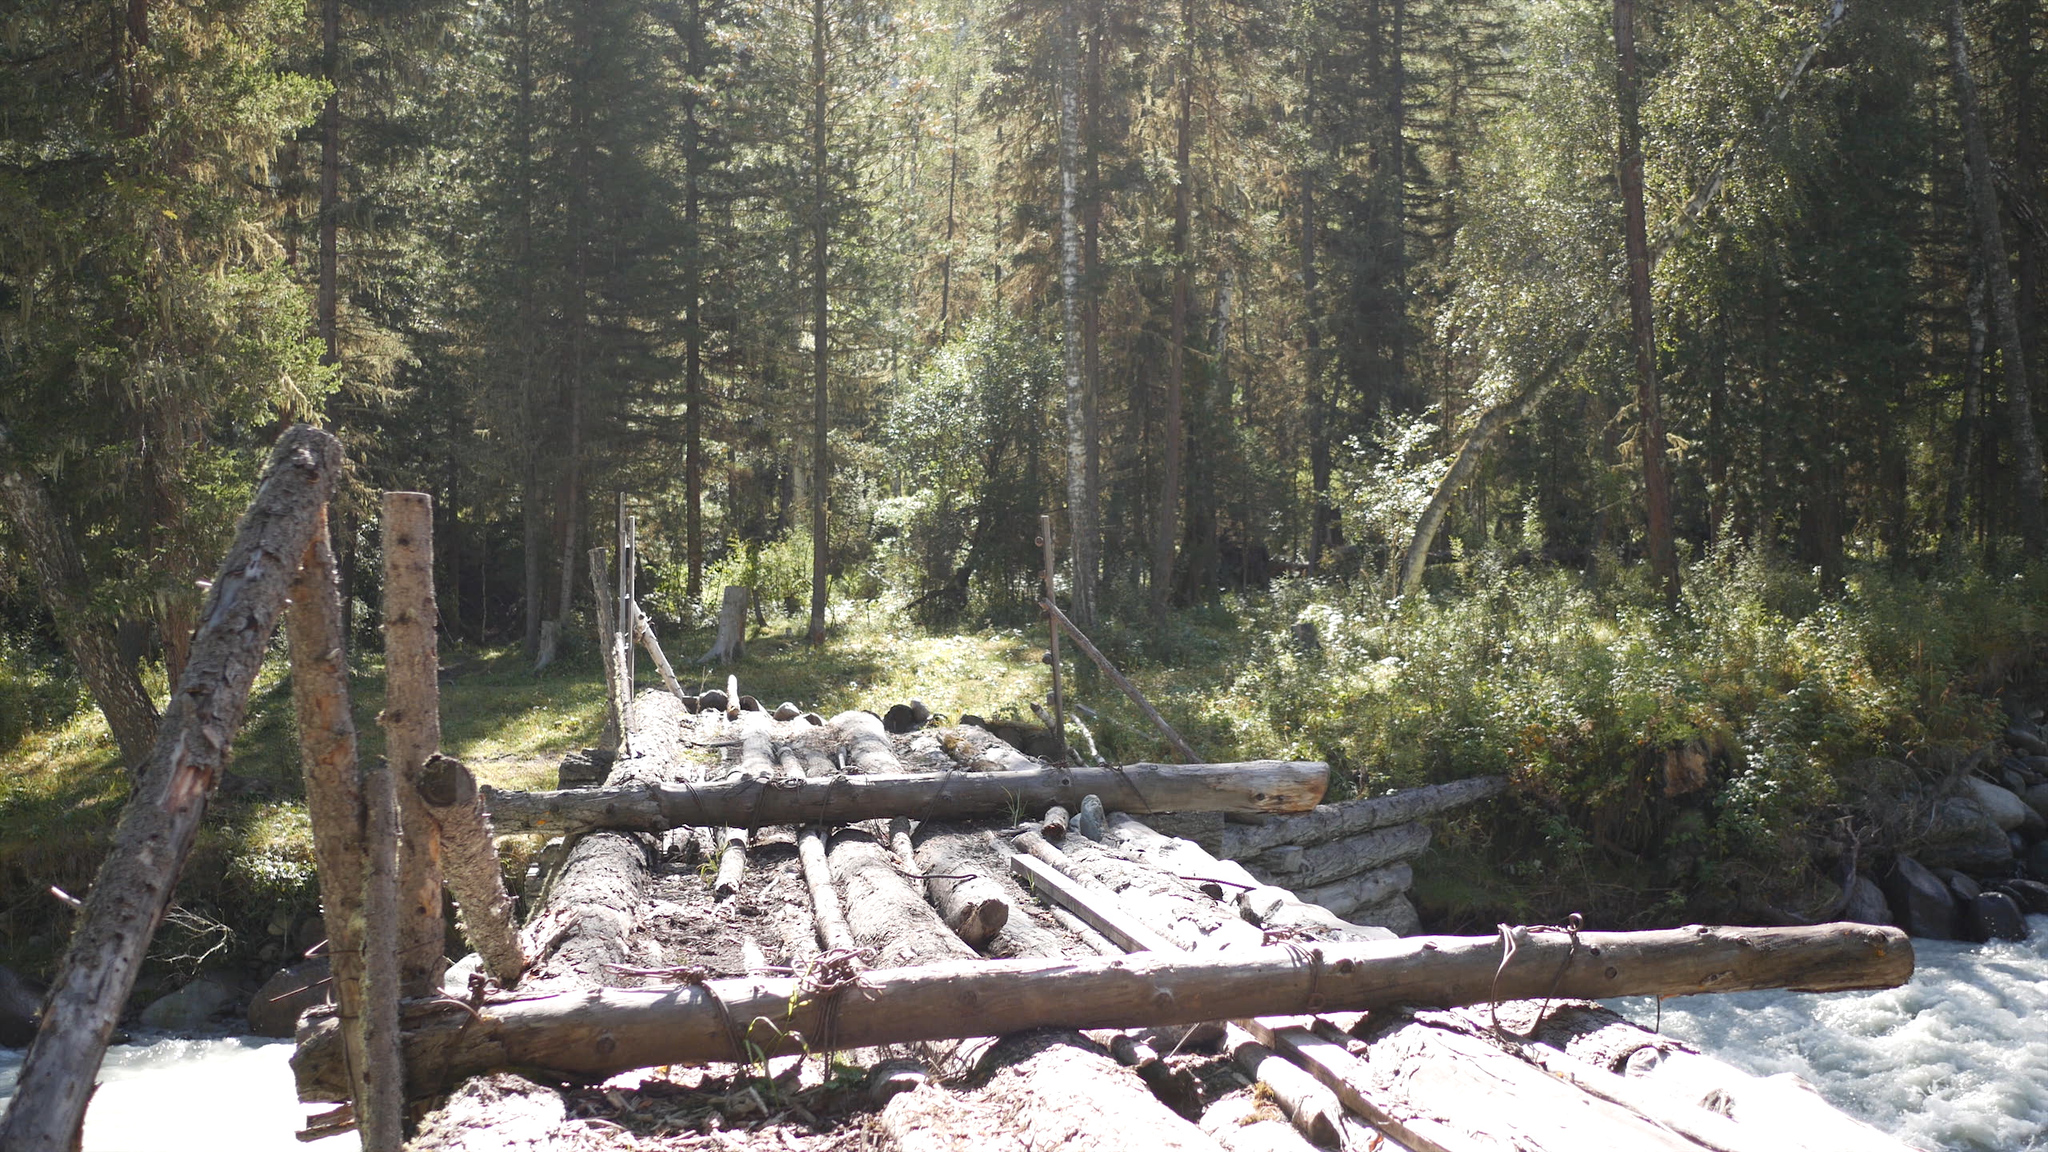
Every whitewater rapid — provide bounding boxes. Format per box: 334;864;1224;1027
1608;913;2048;1151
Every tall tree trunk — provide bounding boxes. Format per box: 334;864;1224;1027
1302;50;1335;571
318;0;340;365
1153;0;1195;619
808;0;830;647
1082;0;1105;604
1614;0;1679;603
1058;0;1097;627
515;0;542;660
684;0;706;604
1951;0;2047;556
0;426;160;767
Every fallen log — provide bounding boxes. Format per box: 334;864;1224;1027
712;827;748;899
1010;853;1179;953
799;827;857;954
1220;776;1507;860
483;759;1329;833
420;755;527;986
293;922;1913;1099
631;607;690;710
1197;1095;1325;1152
938;725;1041;772
830;829;979;969
1221;1024;1348;1148
1293;863;1412;921
1105;815;1392;944
833;709;904;774
1245;822;1431;889
910;822;1013;950
3;427;341;1152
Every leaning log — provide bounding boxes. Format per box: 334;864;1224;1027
420;755;527;985
1;427;341;1152
1220;776;1506;860
1244;822;1430;889
292;923;1913;1099
483;760;1329;833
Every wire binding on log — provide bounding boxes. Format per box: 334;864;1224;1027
1488;911;1583;1039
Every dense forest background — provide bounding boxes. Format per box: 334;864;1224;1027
7;0;2048;952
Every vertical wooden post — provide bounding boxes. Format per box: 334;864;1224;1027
285;506;402;1151
1040;514;1068;763
587;546;621;752
616;495;634;754
379;492;447;998
358;758;406;1151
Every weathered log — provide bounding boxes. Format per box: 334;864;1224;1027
1042;598;1202;763
911;823;1013;950
1105;815;1392;943
585;548;622;752
1246;822;1431;889
380;491;448;997
1294;863;1413;920
701;585;747;664
878;1031;1224;1152
1043;804;1072;839
1107;1032;1203;1120
713;827;748;899
832;709;904;774
938;725;1041;772
631;606;690;709
283;506;396;1148
831;828;979;968
1;427;340;1152
799;827;857;953
1010;853;1179;953
487;759;1328;834
1221;1024;1347;1148
1055;829;1265;954
1220;776;1506;860
1197;1095;1325;1152
355;757;406;1152
292;923;1913;1100
421;755;527;986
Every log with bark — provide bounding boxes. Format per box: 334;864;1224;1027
831;828;980;969
1220;1024;1351;1148
380;491;448;997
420;755;527;985
292;922;1913;1099
483;759;1329;834
938;725;1041;772
1243;822;1430;889
799;827;858;954
1220;777;1504;860
833;709;905;774
2;427;341;1152
910;822;1014;951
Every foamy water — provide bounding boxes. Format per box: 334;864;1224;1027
1608;913;2048;1152
0;1036;357;1152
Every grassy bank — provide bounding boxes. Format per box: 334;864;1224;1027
4;545;2045;985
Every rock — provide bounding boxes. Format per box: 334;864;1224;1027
138;974;238;1032
1996;879;2048;915
883;701;932;734
1965;891;2029;942
2025;755;2048;779
801;712;825;726
1881;856;1958;940
1931;867;1981;903
2024;783;2048;822
2009;725;2048;756
1918;797;2015;870
1840;875;1892;926
1964;777;2039;833
738;695;762;712
248;958;332;1038
0;964;46;1047
557;748;615;789
2025;839;2048;882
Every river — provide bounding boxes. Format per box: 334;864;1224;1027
4;919;2045;1150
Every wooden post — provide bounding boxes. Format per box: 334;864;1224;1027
1041;597;1200;763
420;755;527;986
0;427;340;1152
357;757;406;1152
380;491;447;998
586;547;621;752
1039;514;1069;763
284;505;404;1150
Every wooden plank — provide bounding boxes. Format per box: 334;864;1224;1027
484;760;1330;833
1008;853;1180;953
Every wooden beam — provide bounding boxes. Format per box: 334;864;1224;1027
380;491;447;998
292;922;1914;1100
420;755;527;986
484;760;1329;833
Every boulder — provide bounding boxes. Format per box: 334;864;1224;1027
1918;797;2015;870
2024;783;2048;822
1881;856;1958;940
0;964;46;1047
1995;879;2048;915
2026;839;2048;882
1931;867;1981;903
1840;875;1892;926
2008;725;2048;756
248;958;332;1038
137;973;238;1032
1964;777;2041;833
1964;891;2029;943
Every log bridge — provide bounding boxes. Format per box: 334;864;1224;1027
297;686;1919;1152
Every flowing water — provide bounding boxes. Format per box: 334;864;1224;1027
0;1036;357;1152
4;919;2046;1151
1607;913;2048;1151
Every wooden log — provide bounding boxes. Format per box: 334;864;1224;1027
380;491;448;998
420;755;527;986
518;744;664;987
830;829;979;968
1042;598;1202;763
1197;1095;1326;1152
832;709;903;774
484;760;1329;833
282;506;395;1147
879;1030;1224;1152
799;827;857;954
1221;1024;1347;1148
631;606;690;709
713;827;748;899
1293;863;1412;920
938;725;1041;772
911;823;1013;950
700;585;747;664
1010;854;1191;954
1043;804;1072;840
1220;776;1507;860
1105;815;1392;943
355;757;406;1151
1246;822;1430;889
585;548;621;752
1107;1032;1203;1121
1;427;340;1152
291;923;1914;1099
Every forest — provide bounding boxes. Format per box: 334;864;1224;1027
5;0;2048;964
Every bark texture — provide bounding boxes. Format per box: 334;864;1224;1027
421;755;527;986
380;491;449;998
1219;776;1505;859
